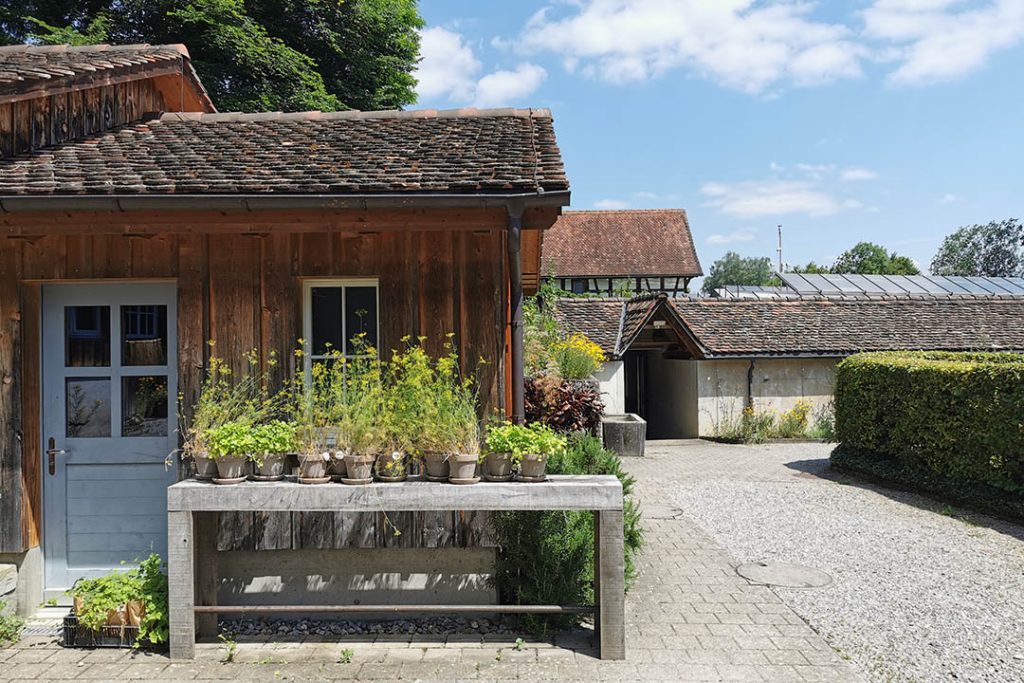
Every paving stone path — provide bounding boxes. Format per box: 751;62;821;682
0;441;862;682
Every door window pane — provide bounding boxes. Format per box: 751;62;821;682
122;376;169;437
345;286;378;355
65;306;110;367
66;378;111;437
310;287;343;355
121;305;168;366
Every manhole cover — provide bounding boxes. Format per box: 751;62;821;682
645;504;683;519
736;562;833;588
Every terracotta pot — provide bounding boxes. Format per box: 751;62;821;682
193;453;218;481
484;452;513;480
448;453;479;481
254;452;287;479
214;455;248;481
344;453;375;481
327;452;348;479
126;600;146;627
375;452;408;482
297;453;329;480
519;453;547;480
422;452;450;479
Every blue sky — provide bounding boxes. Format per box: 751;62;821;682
412;1;1024;274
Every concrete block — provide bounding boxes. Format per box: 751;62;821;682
0;563;16;598
601;414;647;457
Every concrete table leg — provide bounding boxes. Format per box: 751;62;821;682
194;512;219;638
595;509;625;660
168;510;195;659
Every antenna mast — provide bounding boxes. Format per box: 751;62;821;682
777;224;783;273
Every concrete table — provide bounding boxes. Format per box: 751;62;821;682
167;476;625;660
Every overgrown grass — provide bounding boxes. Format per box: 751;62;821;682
712;401;836;444
490;433;643;636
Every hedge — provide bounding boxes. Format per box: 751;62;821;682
834;351;1024;494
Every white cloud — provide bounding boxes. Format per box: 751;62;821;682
940;193;960;204
700;179;848;218
520;0;864;94
473;64;548;107
841;167;879;181
707;229;757;245
863;0;1024;85
594;199;630;210
415;27;481;101
416;28;546;107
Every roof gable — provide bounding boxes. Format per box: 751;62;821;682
0;44;213;110
542;209;703;278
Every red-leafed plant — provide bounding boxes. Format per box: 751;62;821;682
525;375;604;434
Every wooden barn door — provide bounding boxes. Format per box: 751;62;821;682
41;283;178;593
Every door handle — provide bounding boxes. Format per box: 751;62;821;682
47;437;68;476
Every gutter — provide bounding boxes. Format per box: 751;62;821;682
0;191;571;214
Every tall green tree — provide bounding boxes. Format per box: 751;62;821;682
701;252;778;295
831;241;920;275
2;0;423;113
930;219;1023;277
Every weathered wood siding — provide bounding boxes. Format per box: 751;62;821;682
0;228;512;553
0;79;166;158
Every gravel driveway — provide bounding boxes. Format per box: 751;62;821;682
662;441;1024;683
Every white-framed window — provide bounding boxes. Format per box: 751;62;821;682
302;279;380;372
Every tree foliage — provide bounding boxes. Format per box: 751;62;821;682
831;241;920;275
930;219;1023;277
701;252;778;295
1;0;423;113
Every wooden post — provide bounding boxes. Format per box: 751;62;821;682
168;510;195;659
194;512;218;638
595;509;626;660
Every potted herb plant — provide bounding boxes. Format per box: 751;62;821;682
483;422;534;482
517;423;566;482
432;340;482;484
341;340;385;485
385;341;435;480
251;420;296;481
206;421;255;484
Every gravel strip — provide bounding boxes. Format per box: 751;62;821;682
219;615;526;638
672;476;1024;683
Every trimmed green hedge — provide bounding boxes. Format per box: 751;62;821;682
835;351;1024;494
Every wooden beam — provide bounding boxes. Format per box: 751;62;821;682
0;63;184;106
0;207;562;236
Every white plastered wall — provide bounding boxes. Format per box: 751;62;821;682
594;360;625;415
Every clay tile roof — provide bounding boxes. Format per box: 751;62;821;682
0;44;195;100
668;298;1024;357
553;298;626;357
0;108;568;196
541;209;702;278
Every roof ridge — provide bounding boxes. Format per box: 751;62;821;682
564;208;687;214
158;107;551;124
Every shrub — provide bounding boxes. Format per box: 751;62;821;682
525;376;604;434
551;333;605;380
775;400;811;438
66;553;168;647
491;434;643;635
835;351;1024;493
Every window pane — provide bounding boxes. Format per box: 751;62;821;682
66;378;111;438
121;305;168;366
345;286;378;355
122;376;169;437
311;287;343;356
65;306;110;367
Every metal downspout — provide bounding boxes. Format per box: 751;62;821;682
508;201;526;424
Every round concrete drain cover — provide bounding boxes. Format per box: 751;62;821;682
645;504;683;520
736;562;833;588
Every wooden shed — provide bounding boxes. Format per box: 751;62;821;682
0;44;569;613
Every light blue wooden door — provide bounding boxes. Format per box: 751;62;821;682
42;283;178;593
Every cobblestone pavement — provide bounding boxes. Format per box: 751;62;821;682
0;440;862;682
